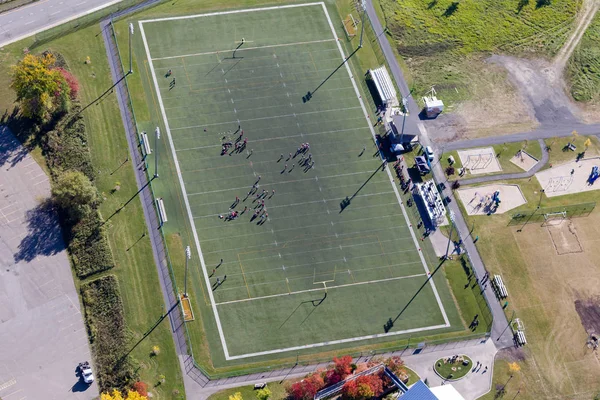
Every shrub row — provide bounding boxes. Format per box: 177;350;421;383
81;275;135;391
68;211;114;278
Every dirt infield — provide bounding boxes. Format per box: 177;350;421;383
546;220;583;254
510;150;538;172
457;147;502;175
535;157;600;197
457;184;527;215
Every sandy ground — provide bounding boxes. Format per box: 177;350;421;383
510;150;538;172
457;147;502;175
457;184;527;215
535;157;600;197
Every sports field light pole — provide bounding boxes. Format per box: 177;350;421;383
154;127;160;179
184;245;191;298
128;23;134;75
443;210;456;260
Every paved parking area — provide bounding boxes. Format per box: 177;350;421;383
0;127;98;400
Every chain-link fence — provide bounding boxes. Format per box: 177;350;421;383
103;0;492;384
508;202;596;226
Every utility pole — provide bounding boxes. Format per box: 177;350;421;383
444;210;456;259
128;23;134;75
154;127;160;178
358;0;367;48
184;245;191;297
400;97;408;144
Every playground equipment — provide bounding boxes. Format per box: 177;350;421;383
492;190;501;207
589;166;599;185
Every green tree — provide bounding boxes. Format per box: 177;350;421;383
256;387;271;400
52;170;97;217
10;53;70;122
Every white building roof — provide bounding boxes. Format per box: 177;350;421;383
429;385;466;400
369;66;397;105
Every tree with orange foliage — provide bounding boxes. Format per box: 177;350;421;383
132;381;148;397
342;374;384;400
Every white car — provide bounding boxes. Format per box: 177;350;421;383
78;361;94;384
425;146;435;162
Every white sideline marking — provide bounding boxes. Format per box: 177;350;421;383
216;273;427;305
228;323;448;360
151;39;336;61
319;2;450;327
139;21;230;359
141;2;450;361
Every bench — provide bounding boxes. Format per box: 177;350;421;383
515;330;527;346
493;275;508;299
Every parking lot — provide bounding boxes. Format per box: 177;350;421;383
0;128;98;399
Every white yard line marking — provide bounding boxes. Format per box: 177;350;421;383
187;170;372;196
152;39;336;61
320;1;450;327
170;106;361;131
140;21;231;359
216;274;427;305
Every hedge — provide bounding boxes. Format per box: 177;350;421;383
68;210;114;278
81;275;135;391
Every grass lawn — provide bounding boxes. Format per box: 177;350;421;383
434;355;471;380
440;140;543;178
567;13;600;103
207;383;288;400
0;26;184;398
376;0;580;107
454;180;600;399
106;0;497;374
544;135;600;167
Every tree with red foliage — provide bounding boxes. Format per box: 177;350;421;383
385;356;406;376
342;374;384;400
333;356;353;379
131;381;148;397
287;372;325;400
54;67;79;99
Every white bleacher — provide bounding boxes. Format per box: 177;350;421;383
415;180;446;227
492;274;508;299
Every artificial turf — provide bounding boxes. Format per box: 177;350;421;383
134;1;459;361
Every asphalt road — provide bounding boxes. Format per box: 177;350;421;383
364;0;515;348
0;127;98;400
0;0;121;47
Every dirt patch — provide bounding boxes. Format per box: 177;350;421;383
489;55;581;125
496;347;527;363
424;59;537;143
510;150;538;172
575;297;600;335
546;220;584;254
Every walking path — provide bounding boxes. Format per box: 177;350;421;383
455;139;549;186
99;1;510;398
364;0;514;349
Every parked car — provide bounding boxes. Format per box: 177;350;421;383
425;146;435;162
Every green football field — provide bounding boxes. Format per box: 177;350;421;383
138;2;452;360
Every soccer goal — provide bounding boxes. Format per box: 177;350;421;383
342;13;359;39
542;210;567;226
